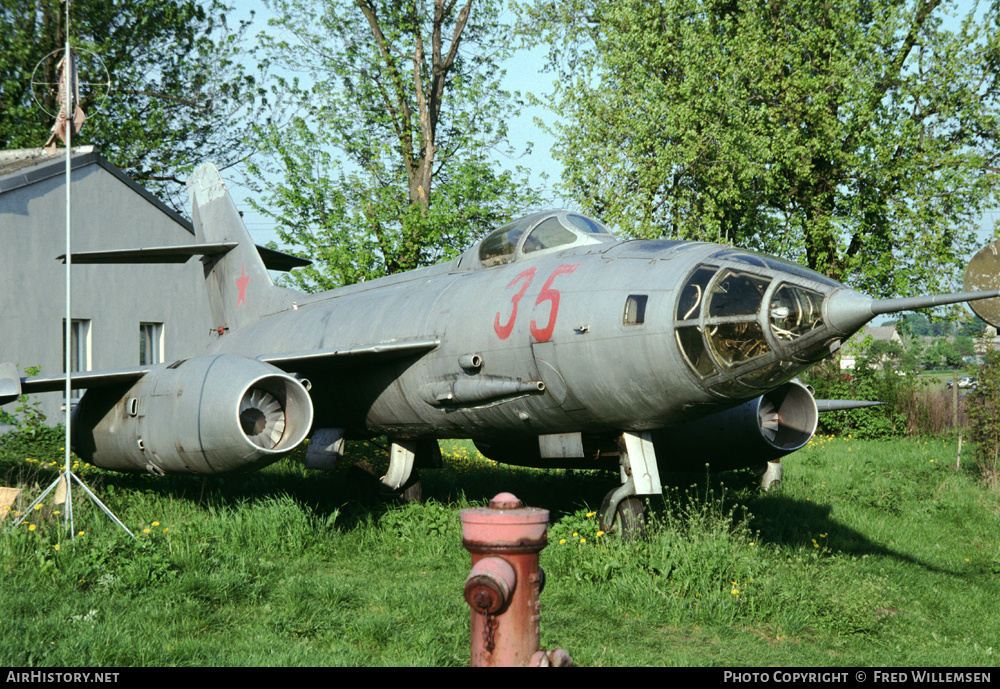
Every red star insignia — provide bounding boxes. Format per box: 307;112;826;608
236;264;250;307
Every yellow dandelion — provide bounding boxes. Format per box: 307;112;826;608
580;538;586;544
596;530;605;537
77;531;85;537
163;528;169;533
28;524;36;531
586;511;596;518
34;504;42;510
143;528;151;534
54;544;59;551
559;539;566;545
152;521;160;527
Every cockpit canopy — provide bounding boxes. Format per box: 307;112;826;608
477;211;615;268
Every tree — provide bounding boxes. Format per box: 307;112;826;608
0;0;267;211
246;0;543;291
518;0;1000;297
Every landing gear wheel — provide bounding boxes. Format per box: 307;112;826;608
397;469;423;504
599;490;646;541
347;460;381;504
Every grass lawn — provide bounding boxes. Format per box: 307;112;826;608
1;434;997;666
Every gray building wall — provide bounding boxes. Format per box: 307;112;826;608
1;148;214;424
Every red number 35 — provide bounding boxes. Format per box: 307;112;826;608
494;263;579;342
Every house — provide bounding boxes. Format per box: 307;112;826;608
0;147;215;425
839;325;904;370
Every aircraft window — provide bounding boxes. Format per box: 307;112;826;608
713;249;842;288
769;284;825;340
677;267;716;321
710;379;754;398
479;217;535;267
758;255;842;288
711;250;769;268
707;321;772;367
742;360;798;388
565;214;611;235
623;295;648;325
522;218;578;254
676;326;717;378
707;270;771;318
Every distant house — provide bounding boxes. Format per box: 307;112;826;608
840;325;904;370
0;147;214;425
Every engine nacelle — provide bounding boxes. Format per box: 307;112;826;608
72;354;314;476
653;380;818;471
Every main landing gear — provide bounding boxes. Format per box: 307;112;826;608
598;432;662;541
346;437;441;504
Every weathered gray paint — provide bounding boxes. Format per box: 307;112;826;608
0;149;213;423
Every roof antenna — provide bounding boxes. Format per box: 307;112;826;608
15;0;134;542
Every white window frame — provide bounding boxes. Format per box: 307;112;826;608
139;322;164;366
62;318;92;407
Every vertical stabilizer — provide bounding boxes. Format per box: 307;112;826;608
187;164;301;333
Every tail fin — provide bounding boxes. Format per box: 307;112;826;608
187;164;301;333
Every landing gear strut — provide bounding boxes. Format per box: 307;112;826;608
598;431;661;541
381;438;442;503
754;460;783;492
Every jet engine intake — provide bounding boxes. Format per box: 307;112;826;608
653;380;818;472
72;354;314;475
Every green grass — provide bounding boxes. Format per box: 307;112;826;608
1;435;997;666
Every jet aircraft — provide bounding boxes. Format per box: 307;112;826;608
3;163;998;535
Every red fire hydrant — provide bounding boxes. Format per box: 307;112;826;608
461;492;572;667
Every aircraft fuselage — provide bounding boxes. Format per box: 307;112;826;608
210;235;848;445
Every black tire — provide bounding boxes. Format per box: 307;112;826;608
599;490;645;541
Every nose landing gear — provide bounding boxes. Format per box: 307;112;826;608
598;431;661;541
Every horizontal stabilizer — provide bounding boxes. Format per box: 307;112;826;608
58;243;310;272
0;363;22;405
259;338;441;371
815;399;885;412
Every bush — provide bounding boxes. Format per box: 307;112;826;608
964;343;1000;487
802;356;919;439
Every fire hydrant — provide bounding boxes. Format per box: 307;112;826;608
461;492;571;667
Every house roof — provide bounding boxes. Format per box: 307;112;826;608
864;325;902;342
0;147;193;234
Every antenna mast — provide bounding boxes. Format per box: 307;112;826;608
17;0;134;541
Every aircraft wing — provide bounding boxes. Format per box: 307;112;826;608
258;338;441;371
17;367;151;394
4;338;441;399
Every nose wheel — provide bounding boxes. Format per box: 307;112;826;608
599;490;645;541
